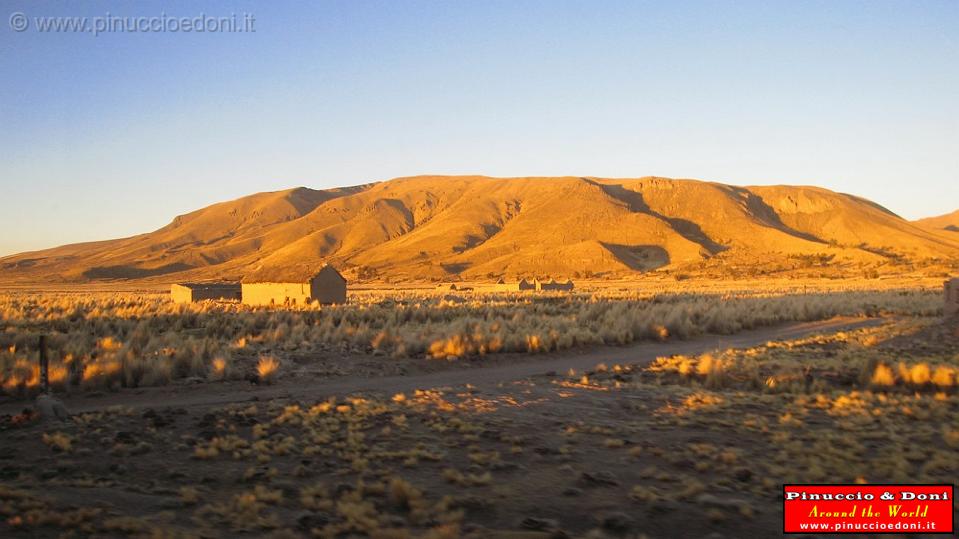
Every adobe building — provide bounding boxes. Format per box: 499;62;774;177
170;283;242;304
946;278;959;317
242;265;347;306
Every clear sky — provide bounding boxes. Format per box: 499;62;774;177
1;1;956;256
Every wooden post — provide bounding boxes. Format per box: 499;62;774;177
38;335;49;394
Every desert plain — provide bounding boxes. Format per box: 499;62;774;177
1;177;958;538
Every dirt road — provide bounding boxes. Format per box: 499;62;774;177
2;315;883;416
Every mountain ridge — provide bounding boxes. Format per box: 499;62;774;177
2;176;958;283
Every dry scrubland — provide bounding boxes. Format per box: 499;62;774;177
0;287;943;397
0;302;956;536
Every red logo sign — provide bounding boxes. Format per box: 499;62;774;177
784;484;954;534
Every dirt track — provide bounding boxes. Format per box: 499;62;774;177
3;315;883;416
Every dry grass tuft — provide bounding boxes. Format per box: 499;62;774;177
256;355;280;383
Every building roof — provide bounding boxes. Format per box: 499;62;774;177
241;264;345;284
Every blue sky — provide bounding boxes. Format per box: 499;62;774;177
1;1;956;256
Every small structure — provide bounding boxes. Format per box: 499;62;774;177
436;283;458;291
493;278;535;292
946;278;959;317
242;265;347;306
493;278;573;292
170;283;241;304
538;278;575;292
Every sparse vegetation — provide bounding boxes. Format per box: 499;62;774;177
255;355;280;383
0;284;955;537
0;286;942;395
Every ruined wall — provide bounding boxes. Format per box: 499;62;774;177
539;280;575;291
242;282;311;306
170;284;195;304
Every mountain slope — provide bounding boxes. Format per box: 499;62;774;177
915;210;959;233
3;176;958;283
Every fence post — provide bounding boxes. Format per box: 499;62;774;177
38;335;49;394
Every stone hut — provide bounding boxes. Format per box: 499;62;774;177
242;265;347;306
946;278;959;317
170;283;241;304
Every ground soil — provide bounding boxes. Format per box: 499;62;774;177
0;316;903;538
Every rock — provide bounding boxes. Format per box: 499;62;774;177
296;512;331;531
600;512;634;533
0;465;20;480
562;487;583;497
647;500;680;514
35;394;70;422
521;517;559;531
143;408;173;428
579;470;619;486
733;467;753;482
695;493;749;509
381;514;407;527
452;495;491;510
130;442;152;455
460;523;483;534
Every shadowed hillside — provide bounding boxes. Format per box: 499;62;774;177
2;176;958;283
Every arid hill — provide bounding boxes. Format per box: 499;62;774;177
2;176;958;283
914;209;959;233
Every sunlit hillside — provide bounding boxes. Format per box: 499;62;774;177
2;176;957;284
915;209;959;233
